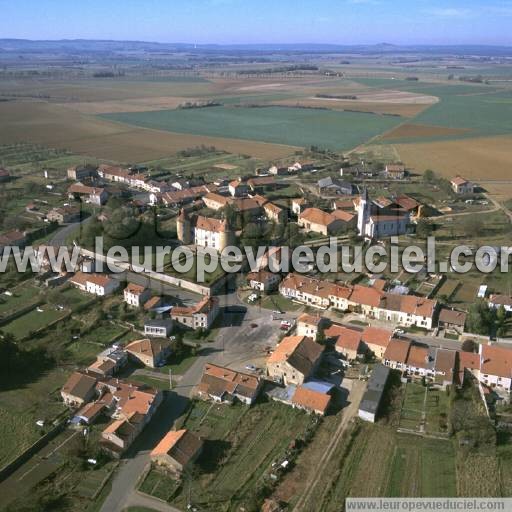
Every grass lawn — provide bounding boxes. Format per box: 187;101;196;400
139;468;181;503
0;368;67;469
399;383;425;431
153;346;198;376
79;322;130;345
259;293;303;312
59;286;96;311
163;253;226;285
0;281;42;316
1;304;69;339
101;105;404;152
127;374;171;391
387;435;456;497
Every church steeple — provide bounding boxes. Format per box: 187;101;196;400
357;187;370;237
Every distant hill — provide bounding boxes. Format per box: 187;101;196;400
0;39;511;56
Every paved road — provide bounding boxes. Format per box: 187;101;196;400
100;286;286;512
48;216;92;247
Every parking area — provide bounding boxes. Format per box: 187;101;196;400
214;305;296;375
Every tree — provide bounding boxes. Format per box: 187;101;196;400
466;301;496;336
416;218;434;239
423;169;436;183
496;305;507;337
461;339;477;353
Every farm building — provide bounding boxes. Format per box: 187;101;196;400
151;429;203;476
317;177;356;195
358;364;390;423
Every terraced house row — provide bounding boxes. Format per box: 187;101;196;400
280;273;437;329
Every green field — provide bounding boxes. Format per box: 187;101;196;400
0;282;42;316
314;423;457;511
1;304;69;339
0;368;66;469
354;78;512;141
387;435;456;497
101;105;404;151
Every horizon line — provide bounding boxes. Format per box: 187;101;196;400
1;38;512;48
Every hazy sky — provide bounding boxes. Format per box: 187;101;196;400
1;0;512;45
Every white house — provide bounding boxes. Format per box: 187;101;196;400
247;270;281;292
124;283;151;307
488;294;512;314
144;318;173;338
70;271;120;296
451;176;474;195
477;344;512;392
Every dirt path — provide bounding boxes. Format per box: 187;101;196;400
485;193;512;223
292;379;367;512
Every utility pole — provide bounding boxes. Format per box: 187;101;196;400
169;368;172;390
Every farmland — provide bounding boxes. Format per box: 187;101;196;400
101;105;404;152
393;135;512;181
298;422;457;511
140;399;317;511
0;100;297;161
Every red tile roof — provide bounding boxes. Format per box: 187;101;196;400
361;326;393;348
481;344;512;379
451;175;470;186
383;338;411;364
292;386;331;414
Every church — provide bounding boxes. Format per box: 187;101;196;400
357;189;411;239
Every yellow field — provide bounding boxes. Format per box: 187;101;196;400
393;135;512;181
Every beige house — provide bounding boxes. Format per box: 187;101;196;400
125;338;172;368
385;164;406;180
61;372;97;407
151;429;203;475
67;184;108;205
361;326;393;359
266;335;323;386
171;296;219;330
296;313;326;338
291;197;309;216
298;207;354;236
202;192;230;211
46;206;80;224
102;412;144;452
325;324;364;361
197;363;262;405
